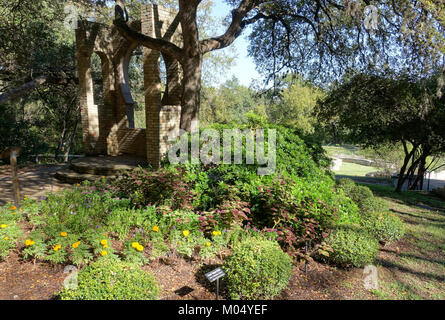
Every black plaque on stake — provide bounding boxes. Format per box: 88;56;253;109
205;267;225;300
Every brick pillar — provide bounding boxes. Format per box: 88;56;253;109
76;26;99;155
142;5;162;168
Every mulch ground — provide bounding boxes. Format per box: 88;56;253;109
0;164;400;300
0;249;378;300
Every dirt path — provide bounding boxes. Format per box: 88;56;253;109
0;164;71;205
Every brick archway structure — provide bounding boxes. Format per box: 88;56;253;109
75;4;182;168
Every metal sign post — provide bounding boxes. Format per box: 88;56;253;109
305;240;308;274
205;267;226;300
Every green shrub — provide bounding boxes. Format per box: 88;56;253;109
336;178;357;195
0;219;24;260
360;197;389;214
115;167;196;210
223;237;293;299
59;259;159;300
325;227;379;268
346;185;374;208
360;212;405;243
336;179;388;215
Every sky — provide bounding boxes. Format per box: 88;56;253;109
210;1;262;87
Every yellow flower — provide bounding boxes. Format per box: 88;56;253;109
4;237;9;240
72;241;81;249
0;224;7;229
205;242;211;247
178;241;182;245
100;239;108;246
212;230;222;236
136;244;144;252
10;206;16;211
53;244;62;251
103;244;109;248
101;176;105;179
131;242;139;248
152;226;159;232
25;239;35;246
182;230;190;237
100;250;107;256
60;232;67;237
76;183;80;187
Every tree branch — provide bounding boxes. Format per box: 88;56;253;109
113;18;185;63
200;0;268;53
0;76;48;104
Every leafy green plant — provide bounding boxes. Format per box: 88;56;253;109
122;240;149;265
0;219;24;260
223;237;293;300
115;167;197;209
360;212;405;244
58;260;159;300
324;226;379;268
360;197;389;215
22;231;47;260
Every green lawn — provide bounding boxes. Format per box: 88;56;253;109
323;145;360;157
334;162;380;177
364;185;445;299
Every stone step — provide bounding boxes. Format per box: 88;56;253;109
54;169;116;184
70;156;147;175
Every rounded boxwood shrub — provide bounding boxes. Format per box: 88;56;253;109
360;197;389;214
347;185;374;208
59;259;159;300
325;227;379;268
223;237;293;300
360;211;405;244
336;178;357;195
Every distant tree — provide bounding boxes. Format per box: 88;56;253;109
200;77;258;125
0;0;82;159
317;72;445;192
267;76;325;134
113;0;445;131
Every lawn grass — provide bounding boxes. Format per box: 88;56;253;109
334;162;380;177
363;187;445;300
365;184;445;211
323;145;360;157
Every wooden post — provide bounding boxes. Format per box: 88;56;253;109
11;150;21;208
1;147;22;207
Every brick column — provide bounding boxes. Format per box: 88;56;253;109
76;25;99;155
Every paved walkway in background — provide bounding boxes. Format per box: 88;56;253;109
0;164;71;205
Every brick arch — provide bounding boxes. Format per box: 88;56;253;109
75;4;183;167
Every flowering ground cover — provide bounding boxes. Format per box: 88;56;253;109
0;127;425;300
0;185;442;299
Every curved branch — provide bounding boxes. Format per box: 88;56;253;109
0;76;48;104
200;0;267;53
113;18;185;64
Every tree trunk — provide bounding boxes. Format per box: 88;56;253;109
396;142;418;192
180;55;202;132
178;0;202;132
